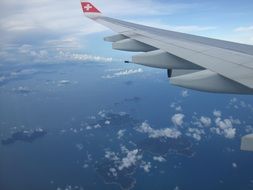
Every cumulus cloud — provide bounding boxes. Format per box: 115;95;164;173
232;162;237;168
175;106;183;112
117;129;126;139
102;68;143;79
245;125;253;133
211;116;237;139
104;147;143;173
114;68;143;76
228;97;253;111
186;128;205;141
188;108;244;141
213;110;222;117
193;116;211;128
170;102;183;112
109;168;118;177
58;52;114;63
153;156;166;162
171;113;185;127
118;149;142;170
181;90;189;97
105;151;120;161
140;161;152;172
98;110;107;118
136;121;181;139
223;127;236;139
200;116;212;127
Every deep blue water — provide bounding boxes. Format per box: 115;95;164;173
0;61;253;190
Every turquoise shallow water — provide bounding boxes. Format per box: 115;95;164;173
0;62;253;190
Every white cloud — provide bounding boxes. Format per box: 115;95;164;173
57;52;114;63
171;113;185;127
120;145;129;154
117;129;126;139
224;127;236;139
93;124;102;129
153;156;166;162
0;44;115;64
245;125;253;133
114;68;143;77
136;121;181;139
105;151;120;161
109;168;118;177
118;149;142;170
181;90;189;97
235;26;253;32
229;25;253;44
75;143;83;151
140;161;152;172
215;118;232;130
192;115;211;128
199;116;212;127
58;80;70;86
213;110;222;117
175;106;183;112
228;98;253;112
232;162;237;168
186;128;205;141
170;102;183;112
103;68;143;79
212;117;237;139
98;110;107;118
105;120;111;125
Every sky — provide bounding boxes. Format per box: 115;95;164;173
0;0;253;65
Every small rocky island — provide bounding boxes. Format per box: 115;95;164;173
1;128;47;145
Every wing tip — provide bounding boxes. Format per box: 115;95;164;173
80;1;101;14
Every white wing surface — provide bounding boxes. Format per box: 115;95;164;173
80;1;253;94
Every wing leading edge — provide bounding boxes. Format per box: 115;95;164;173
80;1;253;94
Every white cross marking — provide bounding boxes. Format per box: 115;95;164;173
84;4;93;11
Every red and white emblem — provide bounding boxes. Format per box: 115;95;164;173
81;2;100;13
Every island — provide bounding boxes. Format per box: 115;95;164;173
1;128;47;145
137;137;195;158
95;159;136;190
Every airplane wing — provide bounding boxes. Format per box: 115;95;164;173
80;1;253;94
